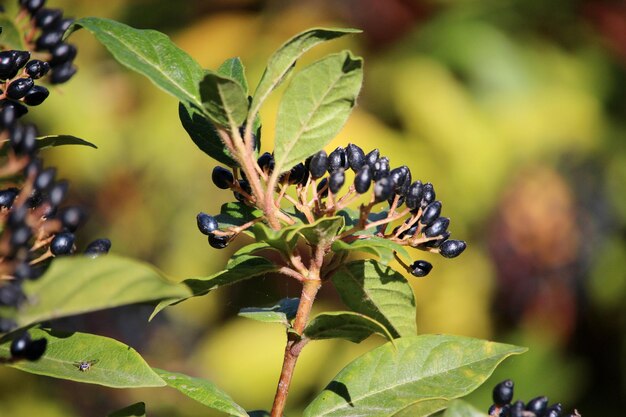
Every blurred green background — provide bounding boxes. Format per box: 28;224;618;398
1;0;625;415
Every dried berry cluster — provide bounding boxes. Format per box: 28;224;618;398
490;380;580;417
197;140;466;277
0;1;109;361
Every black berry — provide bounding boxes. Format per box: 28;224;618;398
328;147;348;172
420;201;441;225
493;380;514;406
364;148;379;168
49;43;77;67
35;8;63;30
328;168;345;194
208;234;229;249
373;156;390;181
406;181;424;208
50;232;75;255
84;238;112;257
49;62;76;83
197;212;218;235
7;77;35;100
526;396;549;415
25;59;50;79
257;152;274;174
0;188;19;208
288;163;306;185
316;177;328;198
34;167;56;191
309;150;328;179
23;85;50;106
59;206;86;231
374;177;393;202
423;217;449;238
409;260;433;277
48;180;68;207
212;166;234;189
421;182;436;207
439;240;466;258
346;143;365;171
35;30;64;51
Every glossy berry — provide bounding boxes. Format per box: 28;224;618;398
84;238;112;257
346;143;365;171
439;239;466;258
329;168;345;194
420;201;442;225
409;260;433;277
354;165;372;194
509;401;525;417
0;187;19;208
11;50;31;70
48;180;68;207
374;177;393;202
49;43;77;67
423;231;450;248
49;61;76;83
35;8;63;30
316;177;328;198
373;157;390;181
492;380;514;406
0;101;28;128
257;152;274;174
328;147;348;172
526;396;549;415
7;77;35;100
212;166;234;189
35;30;64;51
288;163;306;185
544;404;563;417
423;217;449;238
51;232;75;255
421;182;436;207
208;234;229;249
0;283;25;307
197;212;218;235
11;333;47;361
364;148;379;168
405;181;424;210
0;51;19;79
10;332;31;357
309;150;328;179
389;166;408;193
398;223;418;238
23;85;50;106
56;18;74;33
21;0;46;14
25;59;50;79
59;206;86;231
34;167;56;191
233;179;251;203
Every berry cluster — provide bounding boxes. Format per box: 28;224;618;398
489;380;580;417
197;141;466;277
0;2;109;360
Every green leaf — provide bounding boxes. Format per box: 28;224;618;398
107;402;146;417
331;260;416;338
332;236;411;265
215;202;262;230
303;335;527;417
68;17;204;110
273;51;363;174
155;368;247;417
199;71;249;129
298;216;344;246
151;255;277;319
442;400;488;417
239;297;299;326
0;15;26;50
16;255;190;328
251;223;299;256
178;103;238;167
218;57;248;94
249;27;361;125
0;329;165;388
37;135;98;150
226;242;273;269
304;311;394;343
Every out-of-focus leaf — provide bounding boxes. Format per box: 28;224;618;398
226;242;273;268
249;27;361;126
239;297;300;326
442;400;488;417
273;51;363;174
154;368;247;416
151;255;277;319
0;329;165;388
332;236;411;265
247;412;270;417
304;311;394;343
178;103;237;166
107;402;146;417
0;15;25;50
16;255;190;328
199;71;249;129
37;135;98;150
68;17;204;110
331;259;416;338
303;335;526;417
218;57;248;94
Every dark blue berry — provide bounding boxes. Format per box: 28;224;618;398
233;179;251;203
51;232;75;255
364;149;379;168
35;8;62;30
7;78;35;100
421;182;435;207
328;147;348;172
423;217;449;238
354;165;372;194
410;260;432;277
22;0;45;14
49;62;76;83
389;166;409;193
11;51;31;70
10;332;31;357
0;283;25;307
84;238;112;257
11;333;47;361
526;396;548;415
257;152;274;174
59;206;86;232
439;240;466;258
309;150;328;179
10;225;33;248
374;177;393;202
420;201;442;226
0;101;28;128
34;167;56;191
346;143;365;171
0;317;17;333
23;85;49;106
288;163;306;185
329;168;345;194
35;30;64;51
212;166;233;189
48;180;68;207
0;51;19;79
197;212;218;235
0;188;19;208
208;234;228;249
25;59;50;79
373;157;390;181
49;43;77;67
316;177;328;198
493;380;514;406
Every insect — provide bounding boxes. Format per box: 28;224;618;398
74;359;98;372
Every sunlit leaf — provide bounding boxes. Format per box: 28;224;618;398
273;51;363;174
303;335;526;417
0;329;165;388
298;216;344;246
107;402;146;417
155;368;247;416
239;297;299;326
442;400;488;417
16;255;190;328
249;27;361;125
218;57;248;94
331;260;416;338
304;311;394;343
0;15;25;50
199;71;249;129
332;236;411;265
68;17;204;110
215;202;262;231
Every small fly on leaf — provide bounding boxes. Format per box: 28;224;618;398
74;359;98;372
